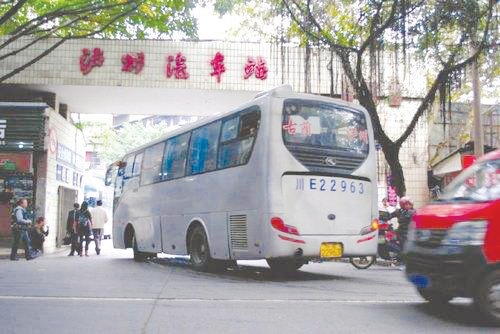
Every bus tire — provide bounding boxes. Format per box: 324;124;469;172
266;258;304;273
132;234;147;262
188;225;211;271
474;270;500;325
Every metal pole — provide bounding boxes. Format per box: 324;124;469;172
472;49;484;157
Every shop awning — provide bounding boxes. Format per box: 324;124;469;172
0;102;47;152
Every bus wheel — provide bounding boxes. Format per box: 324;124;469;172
349;256;376;269
266;258;303;273
417;287;452;305
132;234;147;262
475;270;500;325
189;226;211;271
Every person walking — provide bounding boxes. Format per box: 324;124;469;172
31;216;49;253
90;200;108;255
77;201;92;257
10;198;38;261
66;203;80;256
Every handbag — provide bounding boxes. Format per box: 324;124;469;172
62;233;71;245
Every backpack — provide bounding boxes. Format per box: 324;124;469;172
78;212;90;228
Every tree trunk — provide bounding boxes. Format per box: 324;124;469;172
382;144;406;196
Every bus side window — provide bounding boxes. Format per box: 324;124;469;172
133;152;143;177
162;133;190;180
218;109;260;168
141;142;165;185
238;110;260;164
123;155;135;179
218;116;240;169
188;121;221;175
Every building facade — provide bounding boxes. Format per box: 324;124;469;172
0;90;86;253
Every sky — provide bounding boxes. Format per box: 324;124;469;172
192;5;240;40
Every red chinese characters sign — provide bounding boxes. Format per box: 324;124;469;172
166;52;189;79
79;48;104;75
78;48;270;82
210;52;226;83
122;52;145;74
244;57;268;80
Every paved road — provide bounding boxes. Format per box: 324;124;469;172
0;240;498;334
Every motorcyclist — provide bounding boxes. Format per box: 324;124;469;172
387;196;415;253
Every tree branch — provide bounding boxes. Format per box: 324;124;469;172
0;0;27;27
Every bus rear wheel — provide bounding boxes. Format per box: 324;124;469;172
266;258;304;273
189;226;211;271
132;234;148;262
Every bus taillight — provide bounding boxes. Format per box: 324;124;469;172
360;219;379;235
271;217;300;236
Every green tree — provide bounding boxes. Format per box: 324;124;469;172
216;0;498;196
90;121;178;163
0;0;199;82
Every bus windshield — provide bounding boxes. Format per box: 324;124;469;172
282;99;369;153
282;99;369;173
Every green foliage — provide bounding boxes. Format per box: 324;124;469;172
96;121;177;163
0;0;199;40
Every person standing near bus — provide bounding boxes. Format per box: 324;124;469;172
90;200;108;255
66;203;80;256
10;198;38;261
78;201;92;257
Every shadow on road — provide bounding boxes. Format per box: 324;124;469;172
150;256;359;283
414;300;499;328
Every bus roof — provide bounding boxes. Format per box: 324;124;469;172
119;85;368;158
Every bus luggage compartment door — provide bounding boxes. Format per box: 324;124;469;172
281;174;372;235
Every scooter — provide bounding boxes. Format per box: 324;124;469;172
349;216;402;269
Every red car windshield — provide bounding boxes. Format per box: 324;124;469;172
440;158;500;202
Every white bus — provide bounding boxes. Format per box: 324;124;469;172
105;85;379;272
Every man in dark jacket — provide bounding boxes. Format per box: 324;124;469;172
66;203;80;256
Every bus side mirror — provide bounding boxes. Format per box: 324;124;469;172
105;163;120;186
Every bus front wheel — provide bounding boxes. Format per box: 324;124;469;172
188;225;211;271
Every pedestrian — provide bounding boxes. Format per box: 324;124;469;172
78;201;92;257
10;198;39;261
66;203;80;256
31;216;49;253
388;196;415;253
90;200;108;255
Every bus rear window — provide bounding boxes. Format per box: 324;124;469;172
282;99;369;154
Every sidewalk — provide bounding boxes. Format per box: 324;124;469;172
0;237;15;259
0;237;67;259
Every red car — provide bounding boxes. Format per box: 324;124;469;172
405;149;500;324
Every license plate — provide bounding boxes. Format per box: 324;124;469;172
320;243;343;258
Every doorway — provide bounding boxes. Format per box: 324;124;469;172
57;187;78;247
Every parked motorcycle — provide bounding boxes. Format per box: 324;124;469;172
350;214;402;269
